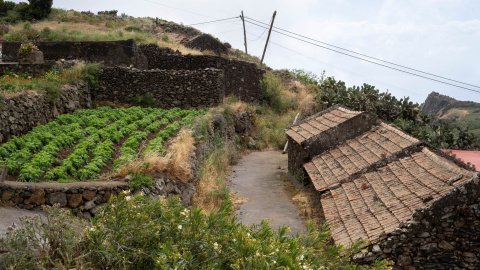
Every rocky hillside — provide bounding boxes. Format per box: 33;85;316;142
422;91;480;137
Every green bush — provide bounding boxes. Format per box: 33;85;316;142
18;42;38;57
261;73;297;113
133;92;156;107
81;62;103;90
125;25;143;33
129;171;154;190
161;33;169;42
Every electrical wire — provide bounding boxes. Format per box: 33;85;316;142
245;16;480;90
143;0;215;19
244;18;480;94
186;16;240;26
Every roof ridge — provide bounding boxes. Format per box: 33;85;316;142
288;104;357;129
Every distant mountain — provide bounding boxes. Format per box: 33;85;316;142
421;92;480;137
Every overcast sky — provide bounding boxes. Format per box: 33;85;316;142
44;1;480;103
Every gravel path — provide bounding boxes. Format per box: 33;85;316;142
229;150;306;235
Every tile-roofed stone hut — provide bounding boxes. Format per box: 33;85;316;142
285;104;377;178
286;105;480;269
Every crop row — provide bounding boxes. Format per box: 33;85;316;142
0;106;206;182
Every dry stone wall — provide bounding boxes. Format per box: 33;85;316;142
355;174;480;269
0;62;56;75
3;40;148;69
139;44;265;102
0;84;91;144
96;66;225;108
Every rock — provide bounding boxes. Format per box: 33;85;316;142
101;191;112;203
46;192;67;207
420;243;438;253
419;232;430;238
2;190;15;201
84;200;96;211
77;211;92;220
82;190;97;201
372;244;381;254
19;51;44;64
438;240;454;250
397;254;412;266
125;175;133;182
68;193;83;208
181;183;196;206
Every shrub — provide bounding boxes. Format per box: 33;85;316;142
125;25;143;33
0;205;86;269
133;92;156;107
0;23;10;35
161;33;169;42
18;42;39;57
128;171;154;190
81;62;103;90
261;72;297;113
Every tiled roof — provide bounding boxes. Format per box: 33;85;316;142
321;148;476;247
304;122;420;192
286;106;360;145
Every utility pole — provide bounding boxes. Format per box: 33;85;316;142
241;11;248;54
260;10;276;65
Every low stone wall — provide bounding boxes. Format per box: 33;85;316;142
96;66;225;109
2;39;148;69
355;174;480;269
0;61;56;75
0;84;91;144
139;44;265;102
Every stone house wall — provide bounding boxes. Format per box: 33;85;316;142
287;138;309;181
355;174;480;269
96;66;225;109
0;84;91;144
139;44;265;102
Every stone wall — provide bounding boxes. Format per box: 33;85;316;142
139;44;265;102
96;66;224;109
3;39;148;69
287;138;309;181
355;174;480;269
0;84;91;144
0;61;56;75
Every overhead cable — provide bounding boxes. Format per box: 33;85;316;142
245;16;480;90
244;18;480;94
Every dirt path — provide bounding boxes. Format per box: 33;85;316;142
229;151;306;235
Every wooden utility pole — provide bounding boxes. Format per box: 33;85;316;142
260;10;276;65
241;11;248;54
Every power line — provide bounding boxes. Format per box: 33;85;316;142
243;18;480;94
245;30;419;97
143;0;215;19
186;16;240;26
245;16;480;90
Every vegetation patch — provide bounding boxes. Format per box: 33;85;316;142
0;106;206;182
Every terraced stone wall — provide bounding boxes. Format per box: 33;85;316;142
96;66;225;109
2;39;148;69
0;85;91;144
139;44;265;102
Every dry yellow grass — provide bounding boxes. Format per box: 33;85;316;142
112;129;196;182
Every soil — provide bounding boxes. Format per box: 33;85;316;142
228;150;306;235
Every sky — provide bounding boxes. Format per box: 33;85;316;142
40;1;480;103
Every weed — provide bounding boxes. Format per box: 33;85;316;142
161;33;169;42
132;92;156;107
124;25;143;33
129;171;154;190
81;62;103;91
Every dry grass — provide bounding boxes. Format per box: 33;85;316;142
112;129;196;182
191;141;237;213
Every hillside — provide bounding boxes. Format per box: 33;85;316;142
422;91;480;137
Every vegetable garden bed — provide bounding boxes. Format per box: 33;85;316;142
0;106;205;182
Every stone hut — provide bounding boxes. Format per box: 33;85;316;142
285;104;377;178
287;105;480;269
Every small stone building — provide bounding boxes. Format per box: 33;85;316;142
286;105;480;269
285;104;377;178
